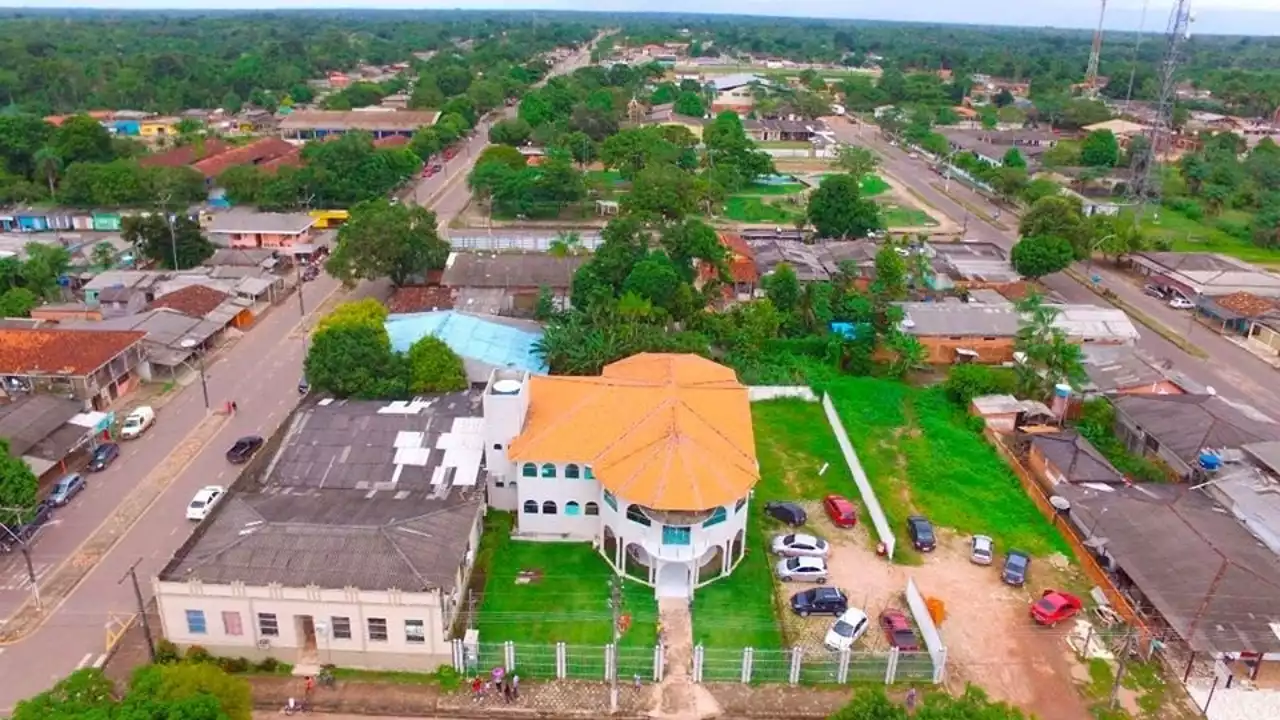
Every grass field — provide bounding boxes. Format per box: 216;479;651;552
475;512;658;648
691;399;855;650
880;203;937;228
1134;207;1279;265
586;169;627;187
826;378;1069;560
723;195;804;223
815;173;890;197
738;181;807;196
759;140;814;150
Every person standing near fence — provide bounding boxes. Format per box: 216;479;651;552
905;687;918;713
511;673;520;700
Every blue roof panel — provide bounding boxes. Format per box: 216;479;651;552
385;311;547;374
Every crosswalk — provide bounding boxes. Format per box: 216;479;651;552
0;562;53;592
73;653;107;670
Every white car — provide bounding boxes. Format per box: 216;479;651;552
971;535;994;565
186;485;226;521
771;533;830;558
775;556;829;583
824;608;871;651
1168;296;1195;310
120;406;156;439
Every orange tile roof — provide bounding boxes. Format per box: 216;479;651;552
0;328;145;376
139;139;234;169
1214;292;1279;319
508;354;758;511
149;285;230;318
192;137;296;178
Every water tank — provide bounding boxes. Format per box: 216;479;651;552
1050;383;1072;418
492;379;522;395
1198;451;1222;472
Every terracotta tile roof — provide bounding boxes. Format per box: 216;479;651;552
508;353;758;511
0;328;145;376
192;137;297;178
149;285;230;318
386;284;456;313
258;148;303;173
139;139;233;169
701;234;759;285
1214;292;1280;319
374;135;410;148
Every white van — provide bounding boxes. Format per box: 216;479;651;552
120;406;156;439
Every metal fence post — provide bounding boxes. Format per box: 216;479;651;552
605;643;615;682
504;641;516;672
741;646;754;684
653;643;664;682
885;646;899;685
933;646;948;685
788;646;803;686
556;642;566;680
452;639;463;672
837;649;851;685
692;644;705;683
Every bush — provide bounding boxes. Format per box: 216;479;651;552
1165;197;1204;221
256;657;280;673
1215;219;1252;242
184;645;212;664
154;638;181;664
217;656;251;674
965;415;988;434
943;364;1018;405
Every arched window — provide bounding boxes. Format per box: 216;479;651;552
585;502;600;516
523;500;539;514
542;501;558;514
565;501;581;516
585;465;595;480
522;463;537;478
541;463;557;478
603;490;618;510
703;507;727;528
565;464;581;479
734;497;747;513
626;504;651;526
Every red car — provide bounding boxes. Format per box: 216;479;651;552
879;609;920;651
1030;590;1084;626
823;494;858;528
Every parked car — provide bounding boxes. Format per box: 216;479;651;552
789;587;849;617
1002;549;1031;587
765;501;807;526
906;515;936;552
879;609;921;651
302;265;319;282
824;608;870;651
1030;590;1084;626
1169;295;1195;310
226;435;264;464
771;532;830;558
48;474;86;507
86;443;120;472
970;535;994;565
1142;284;1166;299
186;485;226;521
120;406;156;439
774;556;828;583
822;495;858;528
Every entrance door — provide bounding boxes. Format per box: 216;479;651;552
295;615;318;665
655;562;691;599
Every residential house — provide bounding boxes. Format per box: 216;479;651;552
969;394;1054;433
642;104;708;139
207;211;317;251
749;238;877;285
0;327;148;409
697;233;759;303
490;354;759;599
438;252;587;316
386;285;457;314
1193;292;1280;338
1111;393;1280;479
926;241;1024;295
1127;252;1280;299
82;271;166;310
155;392;486;672
0;395;113;483
279;110;441;142
941;129;1059;169
191;137;299;182
751;118;823;143
385;311;546;382
969;76;1032;101
1023;429;1126;489
707;74;765;112
139;117;180;141
140;140;234;169
1080;345;1193;397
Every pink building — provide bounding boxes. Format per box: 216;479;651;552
207;211;317;251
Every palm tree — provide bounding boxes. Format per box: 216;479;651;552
33;148;62;200
549;230;582;258
887;333;928;378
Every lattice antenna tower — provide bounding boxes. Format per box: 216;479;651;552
1131;0;1195;212
1084;0;1108;95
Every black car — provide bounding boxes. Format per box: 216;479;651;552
790;587;849;617
906;515;936;552
765;501;807;526
302;265;319;282
87;442;120;472
1002;549;1031;587
225;436;265;464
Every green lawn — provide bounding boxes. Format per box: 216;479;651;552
826;378;1069;560
739;181;807;196
880;203;936;228
758;140;813;150
722;195;803;223
815;173;890;197
1133;206;1280;265
692;399;856;651
586;169;627;187
475;512;658;648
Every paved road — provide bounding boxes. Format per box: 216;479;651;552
827;116;1280;418
0;38;601;717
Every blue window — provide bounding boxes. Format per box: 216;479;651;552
662;526;691;546
565;501;581;516
702;507;727;528
522;463;537;478
541;463;556;478
185;609;207;635
585;466;595;480
565;464;581;479
603;490;618;510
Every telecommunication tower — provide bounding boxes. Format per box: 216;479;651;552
1130;0;1195;211
1084;0;1108;94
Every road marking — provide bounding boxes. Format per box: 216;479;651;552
92;654;107;668
75;652;93;669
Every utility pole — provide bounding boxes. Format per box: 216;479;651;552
159;191;179;270
0;506;41;609
1109;628;1136;709
119;558;157;662
609;574;621;714
296;263;306;316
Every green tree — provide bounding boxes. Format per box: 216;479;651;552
475;144;527;171
120;215;213;270
406;336;467;393
623;251;683;312
763;262;801;315
557;130;597;167
409;127;442;160
835;145;880;179
1014;292;1086;398
12;668;115;720
807;173;883;239
870;243;908;299
305;311;405;399
1080;129;1120;167
49;115;116;165
1002;147;1026;168
1019;195;1089;258
1011;235;1074;280
534;286;556;321
20;242;71;298
0;287;38;317
325;199;448;287
125;662;252;720
673;91;705;117
91;241;117;270
0;438;38;522
32;147;62;199
623;163;701;222
488;118;533;147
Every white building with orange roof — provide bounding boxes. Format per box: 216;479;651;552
483;354;759;599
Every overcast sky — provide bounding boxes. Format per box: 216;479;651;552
3;1;1278;36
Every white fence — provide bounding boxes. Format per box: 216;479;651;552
747;386;818;403
905;578;949;684
821;392;896;559
694;645;938;685
453;640;661;682
448;233;603;252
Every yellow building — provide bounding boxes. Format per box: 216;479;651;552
139;117;179;139
309;209;350;229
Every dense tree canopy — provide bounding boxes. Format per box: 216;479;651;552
13;664;252;720
325;199;449;287
807;173;884;239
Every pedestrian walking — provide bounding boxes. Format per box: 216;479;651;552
511;673;520;700
231;400;238;413
304;675;314;697
905;687;918;713
502;676;513;704
471;676;482;702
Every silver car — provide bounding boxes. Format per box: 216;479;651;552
775;556;829;583
971;535;994;565
770;532;830;558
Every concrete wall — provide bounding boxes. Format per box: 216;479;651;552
512;461;603;539
916;336;1015;365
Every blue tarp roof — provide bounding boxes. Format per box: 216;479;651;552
385;311;548;374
